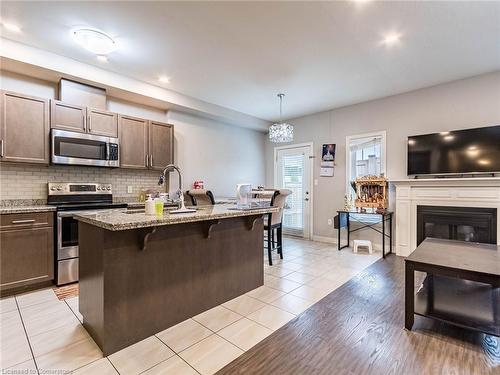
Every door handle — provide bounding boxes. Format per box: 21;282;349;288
12;219;36;224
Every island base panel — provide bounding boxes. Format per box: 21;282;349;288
79;216;264;355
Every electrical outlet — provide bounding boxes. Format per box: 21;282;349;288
127;185;133;194
314;179;318;186
327;218;333;226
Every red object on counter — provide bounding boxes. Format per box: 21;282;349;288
193;180;204;189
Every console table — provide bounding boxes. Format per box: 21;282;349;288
405;238;500;337
336;210;393;258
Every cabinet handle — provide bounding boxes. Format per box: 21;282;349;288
150;154;153;168
12;219;36;224
145;154;149;168
0;139;4;158
83;112;86;132
88;115;92;132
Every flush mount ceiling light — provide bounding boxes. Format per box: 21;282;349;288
72;28;117;55
269;93;293;143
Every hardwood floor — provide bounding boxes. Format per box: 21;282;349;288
217;255;499;375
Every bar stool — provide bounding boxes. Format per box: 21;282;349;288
265;189;292;266
187;189;216;206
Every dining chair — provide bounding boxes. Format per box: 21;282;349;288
187;189;216;206
265;189;292;266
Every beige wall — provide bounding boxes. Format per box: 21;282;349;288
265;71;500;242
0;71;266;200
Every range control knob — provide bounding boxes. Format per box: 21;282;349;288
106;186;111;191
57;186;62;191
97;186;101;191
50;186;56;191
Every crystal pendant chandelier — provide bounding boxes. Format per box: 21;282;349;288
269;93;293;143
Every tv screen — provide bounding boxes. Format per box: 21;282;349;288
407;125;500;176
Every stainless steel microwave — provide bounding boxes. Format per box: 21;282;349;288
51;129;119;167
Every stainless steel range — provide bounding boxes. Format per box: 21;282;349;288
48;182;127;285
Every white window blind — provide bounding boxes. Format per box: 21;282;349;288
281;153;304;234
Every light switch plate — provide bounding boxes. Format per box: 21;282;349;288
127;185;133;194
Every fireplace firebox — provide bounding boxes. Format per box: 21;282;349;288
416;206;497;246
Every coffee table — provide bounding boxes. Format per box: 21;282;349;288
405;238;499;337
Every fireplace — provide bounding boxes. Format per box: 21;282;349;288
416;206;497;246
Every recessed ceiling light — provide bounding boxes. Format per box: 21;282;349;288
440;131;450;135
96;55;108;63
159;76;170;84
478;159;491;165
443;135;454;142
381;33;401;46
2;21;21;33
72;28;117;55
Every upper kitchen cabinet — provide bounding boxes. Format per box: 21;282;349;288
119;117;174;170
51;100;118;137
50;100;87;133
149;121;174;170
119;114;148;169
88;108;118;137
0;91;50;164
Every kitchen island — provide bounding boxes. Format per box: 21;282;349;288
75;204;278;355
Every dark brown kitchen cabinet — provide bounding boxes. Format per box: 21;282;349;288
88;108;118;137
0;212;54;296
149;121;174;170
51;100;118;137
119;114;148;169
119;116;174;170
0;91;50;165
50;100;87;133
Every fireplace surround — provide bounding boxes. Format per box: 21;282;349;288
392;177;500;256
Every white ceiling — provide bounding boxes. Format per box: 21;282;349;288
1;1;500;122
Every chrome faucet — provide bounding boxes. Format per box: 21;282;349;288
158;164;185;209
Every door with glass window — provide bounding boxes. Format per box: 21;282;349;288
275;145;312;238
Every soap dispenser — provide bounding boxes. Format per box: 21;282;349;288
145;195;155;215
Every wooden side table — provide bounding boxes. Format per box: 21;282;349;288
405;238;500;337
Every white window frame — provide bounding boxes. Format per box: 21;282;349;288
345;130;387;195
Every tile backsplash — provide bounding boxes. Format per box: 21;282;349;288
0;164;163;202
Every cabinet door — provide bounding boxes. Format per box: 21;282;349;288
0;91;50;164
0;226;54;292
50;100;86;133
88;108;118;137
119;115;148;169
149;121;174;170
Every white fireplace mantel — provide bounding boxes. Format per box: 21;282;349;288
391;177;500;256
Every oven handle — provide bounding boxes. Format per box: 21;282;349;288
106;142;110;161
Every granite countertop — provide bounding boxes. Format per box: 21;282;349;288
75;204;279;231
0;200;57;214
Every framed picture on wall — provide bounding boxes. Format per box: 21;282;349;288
320;144;336;176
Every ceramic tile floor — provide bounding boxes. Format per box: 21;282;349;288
0;237;380;375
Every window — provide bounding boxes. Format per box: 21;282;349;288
346;131;386;195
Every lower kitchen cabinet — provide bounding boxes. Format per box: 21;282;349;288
0;212;54;296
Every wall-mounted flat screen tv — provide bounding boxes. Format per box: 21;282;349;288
407;125;500;176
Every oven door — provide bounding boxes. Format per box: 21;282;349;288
51;129;119;167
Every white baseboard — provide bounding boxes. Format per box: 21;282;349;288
312;235;337;244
